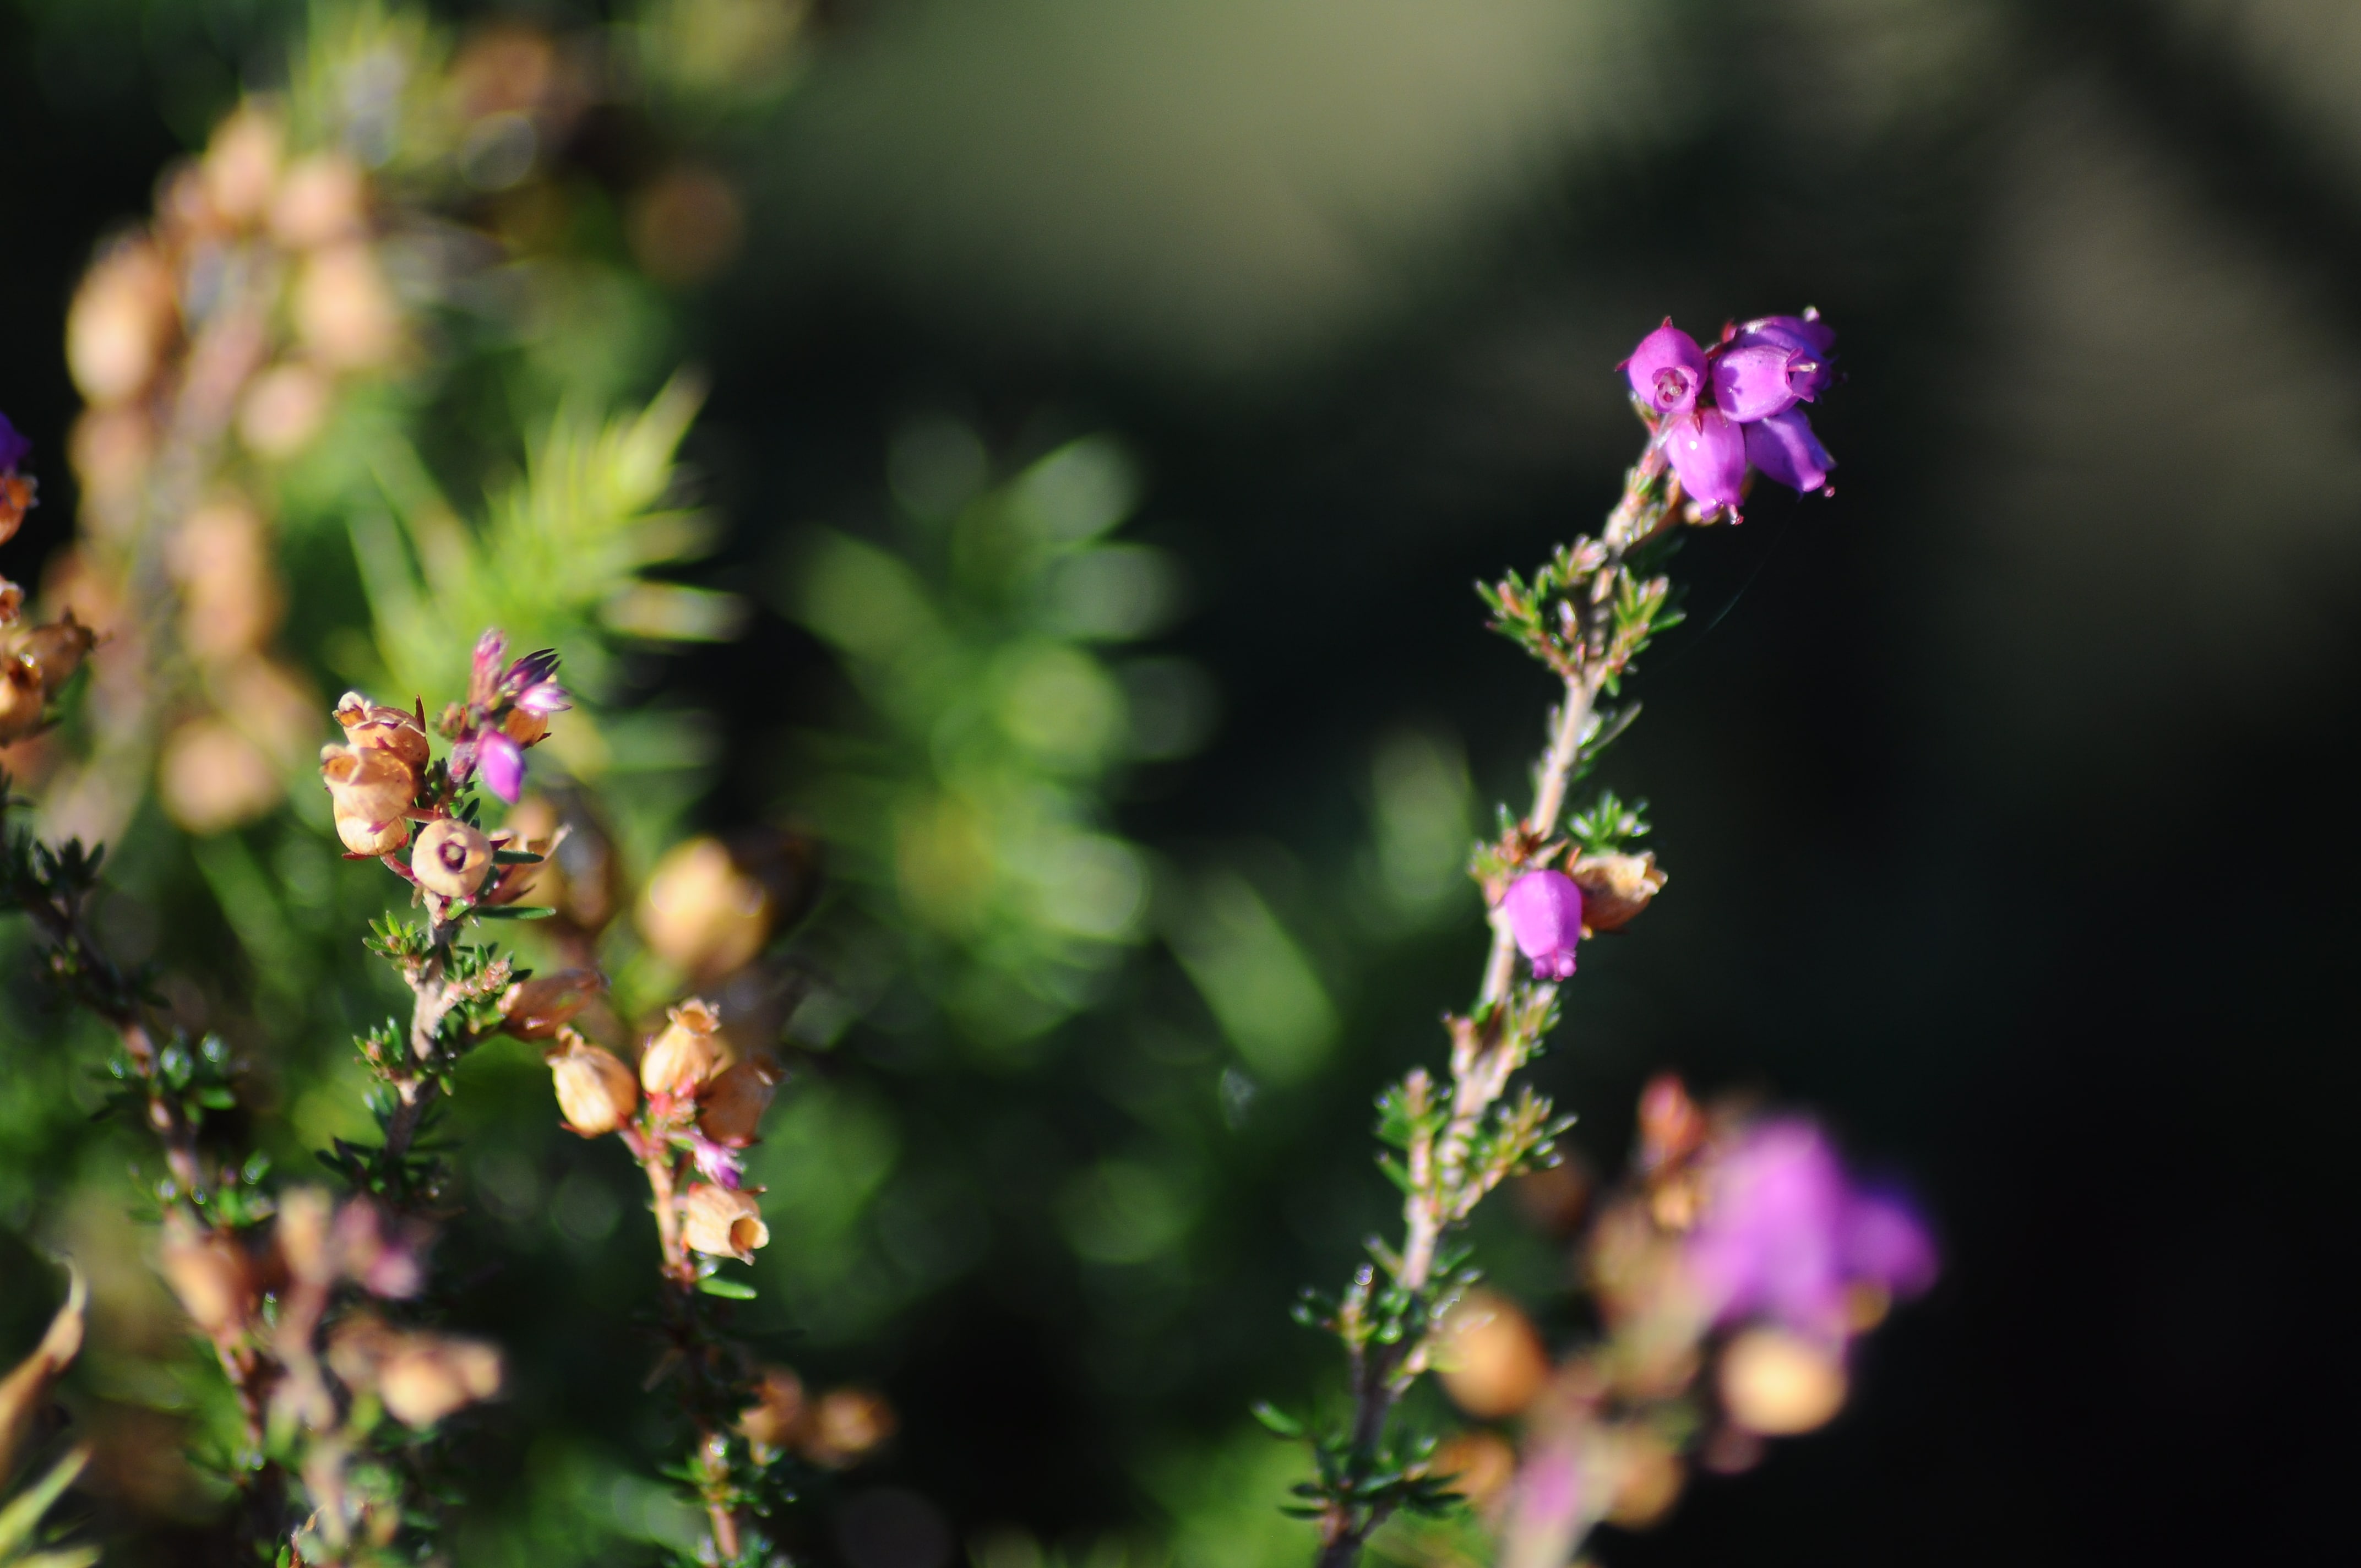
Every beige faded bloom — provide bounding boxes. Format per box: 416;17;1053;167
638;837;771;978
333;690;432;769
1568;851;1667;935
293;243;400;371
320;743;416;856
1717;1326;1846;1436
67;240;178;405
158;1217;254;1337
237;363;333;459
803;1387;896;1469
200;106;282;226
163;720;283;835
501;968;605;1039
679;1183;768;1262
376;1336;503;1429
1435;1288;1551;1420
547;1030;638;1137
639;998;725;1096
737;1366;806;1450
270;153;367;248
697;1053;784;1148
412;818;493;899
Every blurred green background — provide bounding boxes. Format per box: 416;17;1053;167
7;1;2361;1565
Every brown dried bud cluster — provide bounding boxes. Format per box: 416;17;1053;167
546;1028;639;1137
318;688;435;855
640;998;726;1097
158;1216;258;1338
681;1183;769;1262
736;1366;897;1470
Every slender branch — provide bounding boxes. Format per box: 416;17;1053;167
1315;453;1677;1566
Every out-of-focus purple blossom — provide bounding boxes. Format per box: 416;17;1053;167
1659;407;1748;514
1731;311;1836;401
515;679;571;715
1709;345;1803;423
0;413;29;472
468;628;508;705
689;1132;746;1190
1503;868;1583;981
1623;320;1707;416
478;731;525;804
1683;1119;1935;1340
1843;1191;1939;1297
1743;409;1835;494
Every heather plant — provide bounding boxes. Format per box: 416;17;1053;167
1265;312;1930;1567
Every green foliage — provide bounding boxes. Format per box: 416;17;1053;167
0;1447;98;1568
785;431;1192;1052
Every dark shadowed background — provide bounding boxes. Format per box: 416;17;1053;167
6;2;2360;1564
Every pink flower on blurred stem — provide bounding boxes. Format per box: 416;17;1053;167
478;730;525;804
1683;1119;1935;1341
689;1130;746;1190
1658;407;1749;514
1622;320;1707;415
1503;869;1584;981
1619;311;1839;511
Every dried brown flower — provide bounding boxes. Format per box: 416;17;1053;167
697;1053;784;1148
412;818;494;898
500;968;605;1039
639;998;725;1096
1568;850;1667;935
548;1031;639;1137
320;743;416;856
679;1183;768;1262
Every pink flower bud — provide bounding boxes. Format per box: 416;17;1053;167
1502;869;1582;981
1658;407;1748;515
478;729;524;804
1623;319;1706;416
1731;311;1836;400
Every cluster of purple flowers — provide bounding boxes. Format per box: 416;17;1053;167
447;629;570;804
1682;1118;1936;1346
1623;312;1838;518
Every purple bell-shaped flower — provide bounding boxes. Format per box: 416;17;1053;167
1503;869;1584;981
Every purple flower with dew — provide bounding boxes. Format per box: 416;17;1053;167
1743;409;1836;495
1709;344;1804;423
0;413;29;473
1659;407;1748;515
1623;319;1707;416
478;730;525;804
1683;1118;1935;1341
1503;868;1583;981
690;1133;746;1190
